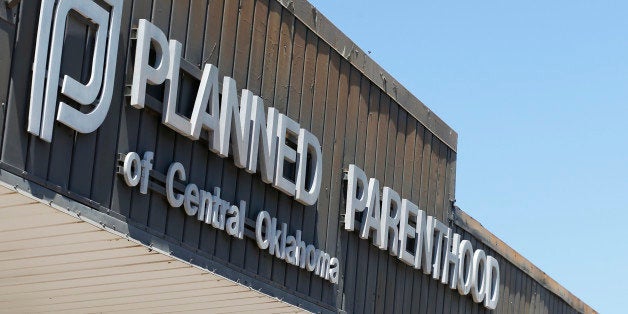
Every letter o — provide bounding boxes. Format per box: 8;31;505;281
457;240;474;295
122;152;141;187
470;249;487;303
305;245;317;272
484;255;500;309
255;211;271;250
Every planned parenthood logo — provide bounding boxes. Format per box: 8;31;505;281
28;0;122;142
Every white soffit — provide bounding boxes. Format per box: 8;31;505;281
0;185;307;313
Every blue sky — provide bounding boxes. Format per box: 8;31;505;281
309;1;628;312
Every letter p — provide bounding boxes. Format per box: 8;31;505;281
28;0;123;142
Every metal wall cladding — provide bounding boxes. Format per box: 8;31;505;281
0;1;583;313
0;3;16;166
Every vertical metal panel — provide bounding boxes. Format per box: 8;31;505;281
542;286;550;314
547;289;555;314
260;0;280;105
508;265;519;313
362;109;381;312
243;0;269;280
523;272;532;314
343;74;370;313
357;84;381;314
67;22;98;198
323;57;350;306
281;17;307;292
89;0;133;210
293;25;318;295
232;0;254;85
498;255;509;313
434;143;448;313
409;123;426;313
450;228;466;314
255;0;281;282
109;0;152;220
337;67;362;312
228;0;256;271
534;281;542;314
510;254;521;313
0;18;14;159
211;0;239;263
45;11;87;193
180;0;209;251
426;138;441;219
418;128;433;245
442;156;455;314
164;0;193;245
551;290;559;314
436;139;448;223
372;93;391;314
295;28;322;296
425;139;442;313
197;0;225;260
530;280;539;314
2;1;37;169
382;92;401;313
497;259;511;313
537;285;545;314
515;266;524;313
271;5;293;113
390;108;408;314
310;45;339;302
268;3;294;287
0;3;10;22
144;0;174;236
299;32;328;299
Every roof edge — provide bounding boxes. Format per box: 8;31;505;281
453;206;596;314
277;0;458;152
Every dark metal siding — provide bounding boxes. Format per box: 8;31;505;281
0;6;16;159
0;1;587;313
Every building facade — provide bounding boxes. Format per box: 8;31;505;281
0;0;594;313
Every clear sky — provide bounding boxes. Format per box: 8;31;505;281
308;1;627;312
